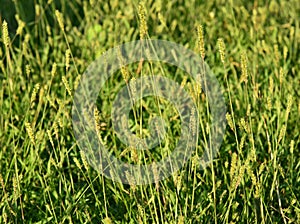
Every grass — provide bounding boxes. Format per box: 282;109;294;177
0;0;299;223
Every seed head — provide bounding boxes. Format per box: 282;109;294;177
138;2;148;39
137;203;144;222
55;10;64;31
80;150;89;171
51;63;57;77
65;49;71;71
290;140;294;154
278;125;286;144
74;74;81;90
279;67;284;85
125;171;136;191
217;38;226;64
74;157;81;169
152;162;159;190
230;153;237;181
196;24;205;59
120;66;130;83
62;76;72;96
129;77;137;101
13;175;20;201
53;122;59;139
30;83;40;105
234;163;246;190
25;122;35;145
239;118;250;134
240;52;248;83
283;46;288;61
285;95;293;121
2;20;10;48
180;76;187;88
189;107;197;136
226;113;234;131
239;134;247;151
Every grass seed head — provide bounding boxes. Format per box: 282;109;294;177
53;122;59;139
137;203;144;222
55;10;64;31
152;162;159;189
269;76;274;94
130;147;138;163
74;157;81;169
246;104;251;117
180;76;187;88
65;49;71;71
129;77;137;100
239;118;250;134
25;122;35;145
240;52;248;83
62;76;72;96
0;173;4;188
121;66;130;83
283;45;288;61
226;113;234;131
285;94;293;121
196;24;205;59
30;83;40;105
51;63;57;77
234;163;246;190
138;1;148;39
74;74;81;90
2;20;10;48
239;134;247;151
80;150;89;171
230;152;238;181
26;64;31;76
278;125;286;144
46;25;51;36
266;96;272;110
279;67;284;85
290;140;294;154
189;107;197;136
12;175;19;201
217;38;226;64
125;171;136;191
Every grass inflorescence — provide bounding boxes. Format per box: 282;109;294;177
0;0;299;223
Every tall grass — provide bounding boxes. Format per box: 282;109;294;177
0;0;299;223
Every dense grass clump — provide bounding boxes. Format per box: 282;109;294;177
0;0;299;223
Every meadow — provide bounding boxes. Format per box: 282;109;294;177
0;0;299;223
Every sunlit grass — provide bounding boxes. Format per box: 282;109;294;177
0;0;299;223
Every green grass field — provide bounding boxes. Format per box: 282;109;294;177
0;0;299;223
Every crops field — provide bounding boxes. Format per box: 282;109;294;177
0;0;300;223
